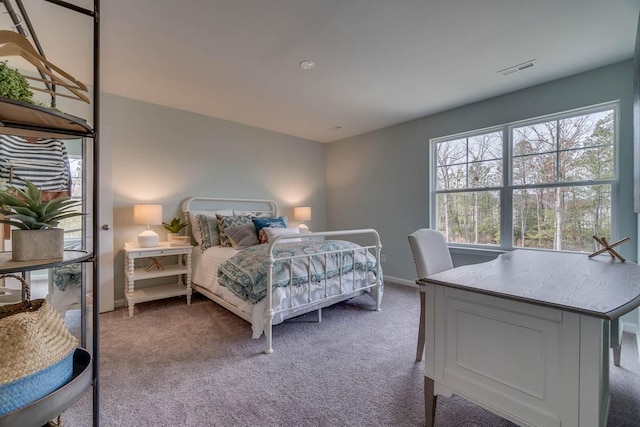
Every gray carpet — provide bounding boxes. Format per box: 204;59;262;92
63;283;640;426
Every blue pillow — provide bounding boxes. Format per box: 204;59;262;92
251;216;287;237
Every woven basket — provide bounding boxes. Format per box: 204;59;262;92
0;274;78;416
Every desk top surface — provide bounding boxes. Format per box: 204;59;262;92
418;250;640;320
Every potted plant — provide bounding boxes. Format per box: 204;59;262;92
0;60;33;103
163;217;190;246
0;179;84;261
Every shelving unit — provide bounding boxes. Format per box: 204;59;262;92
0;250;92;273
0;0;101;425
0;97;93;138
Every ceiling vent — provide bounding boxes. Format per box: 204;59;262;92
498;59;536;76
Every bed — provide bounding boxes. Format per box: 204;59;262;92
182;196;383;353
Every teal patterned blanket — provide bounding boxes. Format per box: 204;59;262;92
218;240;379;304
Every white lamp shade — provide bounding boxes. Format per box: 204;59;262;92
134;204;163;226
294;206;311;222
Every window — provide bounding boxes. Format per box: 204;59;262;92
57;141;83;249
431;103;617;253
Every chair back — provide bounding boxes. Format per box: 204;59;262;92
408;229;453;279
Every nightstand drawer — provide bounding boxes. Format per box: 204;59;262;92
127;247;187;258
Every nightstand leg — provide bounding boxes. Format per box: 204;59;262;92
127;256;135;317
186;252;192;305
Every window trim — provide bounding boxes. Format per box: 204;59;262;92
429;101;619;253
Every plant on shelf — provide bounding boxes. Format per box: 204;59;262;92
0;179;83;229
0;60;33;103
163;217;188;234
0;179;84;261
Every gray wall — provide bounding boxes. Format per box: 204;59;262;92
103;93;327;302
327;60;637;283
103;60;637;302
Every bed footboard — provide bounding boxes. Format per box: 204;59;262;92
263;228;383;354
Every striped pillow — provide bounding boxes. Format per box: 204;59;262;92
216;214;253;247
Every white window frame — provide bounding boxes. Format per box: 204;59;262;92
429;101;619;253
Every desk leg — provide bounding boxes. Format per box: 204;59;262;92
425;377;437;427
613;345;621;367
610;318;622;367
417;290;426;362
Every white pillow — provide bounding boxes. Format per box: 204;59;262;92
189;209;233;247
263;227;301;243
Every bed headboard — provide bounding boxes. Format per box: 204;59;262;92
181;196;279;244
182;196;278;217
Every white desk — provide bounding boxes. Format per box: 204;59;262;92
418;250;640;427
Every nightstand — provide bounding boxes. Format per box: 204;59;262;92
123;242;193;317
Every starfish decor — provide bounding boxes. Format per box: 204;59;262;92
588;235;630;262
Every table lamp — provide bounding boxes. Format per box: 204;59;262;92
294;206;311;232
134;204;162;247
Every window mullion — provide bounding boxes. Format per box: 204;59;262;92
501;126;512;249
429;140;437;229
465;137;470;188
555;119;561;182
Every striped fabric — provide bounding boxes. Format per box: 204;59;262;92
0;135;71;192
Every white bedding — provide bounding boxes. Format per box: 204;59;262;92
192;244;378;338
192;245;237;296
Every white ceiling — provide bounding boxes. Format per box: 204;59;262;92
7;0;640;143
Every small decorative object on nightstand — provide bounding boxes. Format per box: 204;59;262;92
123;241;192;317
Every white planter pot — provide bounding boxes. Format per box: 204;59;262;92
11;228;64;261
168;232;190;246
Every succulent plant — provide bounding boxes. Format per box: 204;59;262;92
0;179;84;230
163;217;188;233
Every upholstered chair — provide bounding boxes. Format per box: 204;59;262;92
408;229;453;362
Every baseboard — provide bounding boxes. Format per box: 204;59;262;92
114;298;125;309
622;321;638;335
384;276;417;287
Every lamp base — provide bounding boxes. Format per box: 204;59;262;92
138;230;159;248
298;224;310;234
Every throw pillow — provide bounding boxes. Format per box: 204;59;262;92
251;216;287;237
262;226;301;243
216;214;253;247
189;209;233;248
225;223;260;249
194;214;219;250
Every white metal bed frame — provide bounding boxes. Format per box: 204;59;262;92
182;196;383;354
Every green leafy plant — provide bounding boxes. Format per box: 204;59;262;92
0;60;33;102
163;217;188;233
0;179;84;230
